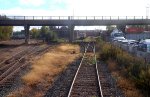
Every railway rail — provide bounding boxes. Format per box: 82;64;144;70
0;45;50;92
67;42;103;97
44;42;124;97
0;46;31;66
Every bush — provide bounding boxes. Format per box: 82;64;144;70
45;31;58;42
99;42;122;61
0;26;13;40
96;39;150;96
40;26;58;42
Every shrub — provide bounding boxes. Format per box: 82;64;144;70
96;39;150;96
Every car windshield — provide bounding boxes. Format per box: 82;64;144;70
114;33;123;37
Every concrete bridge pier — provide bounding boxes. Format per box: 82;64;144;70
145;25;149;31
68;25;75;42
24;25;30;44
117;25;126;32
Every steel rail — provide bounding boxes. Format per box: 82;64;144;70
67;43;90;97
0;46;31;66
0;45;50;85
67;42;103;97
94;44;104;97
0;46;37;81
0;45;49;81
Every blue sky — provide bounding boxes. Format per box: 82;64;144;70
0;0;149;16
0;0;67;10
0;0;150;31
0;0;70;16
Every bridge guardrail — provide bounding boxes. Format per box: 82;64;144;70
0;16;150;20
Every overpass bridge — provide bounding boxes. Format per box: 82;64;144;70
0;16;150;43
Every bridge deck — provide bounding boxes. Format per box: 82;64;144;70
0;16;150;26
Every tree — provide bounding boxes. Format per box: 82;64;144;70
0;15;13;40
0;26;13;40
40;26;49;38
40;26;58;42
30;28;40;38
46;30;58;42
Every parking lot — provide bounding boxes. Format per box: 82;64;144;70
112;38;150;63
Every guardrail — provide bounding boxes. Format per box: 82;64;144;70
0;16;150;20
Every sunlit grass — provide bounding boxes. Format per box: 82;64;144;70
7;43;80;97
22;44;80;86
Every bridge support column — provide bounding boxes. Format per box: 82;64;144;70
145;25;149;31
68;25;75;42
117;25;126;32
24;25;30;44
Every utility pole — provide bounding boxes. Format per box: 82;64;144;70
146;7;149;19
146;4;149;19
146;4;150;31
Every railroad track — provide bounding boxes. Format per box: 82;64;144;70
97;61;125;97
67;42;103;97
0;45;50;92
0;46;32;66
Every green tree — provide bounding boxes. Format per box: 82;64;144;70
0;15;13;40
30;28;40;38
40;26;49;38
0;26;13;40
40;26;58;42
46;30;58;42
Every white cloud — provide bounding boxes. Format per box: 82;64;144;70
0;0;149;16
68;0;147;16
0;7;72;16
1;0;150;17
19;0;45;6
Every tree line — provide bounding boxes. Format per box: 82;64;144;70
0;15;13;41
0;26;13;41
31;26;58;42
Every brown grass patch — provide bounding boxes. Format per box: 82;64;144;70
7;86;32;97
7;43;80;97
117;77;143;97
55;44;80;53
107;59;118;72
22;52;77;86
107;60;144;97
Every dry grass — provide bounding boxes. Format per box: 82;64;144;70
55;43;80;53
7;87;32;97
107;60;144;97
118;77;143;97
7;43;80;97
22;52;77;86
107;59;118;72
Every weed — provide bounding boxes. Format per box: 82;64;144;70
96;39;150;97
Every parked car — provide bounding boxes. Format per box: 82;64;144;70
138;39;150;53
111;28;125;41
